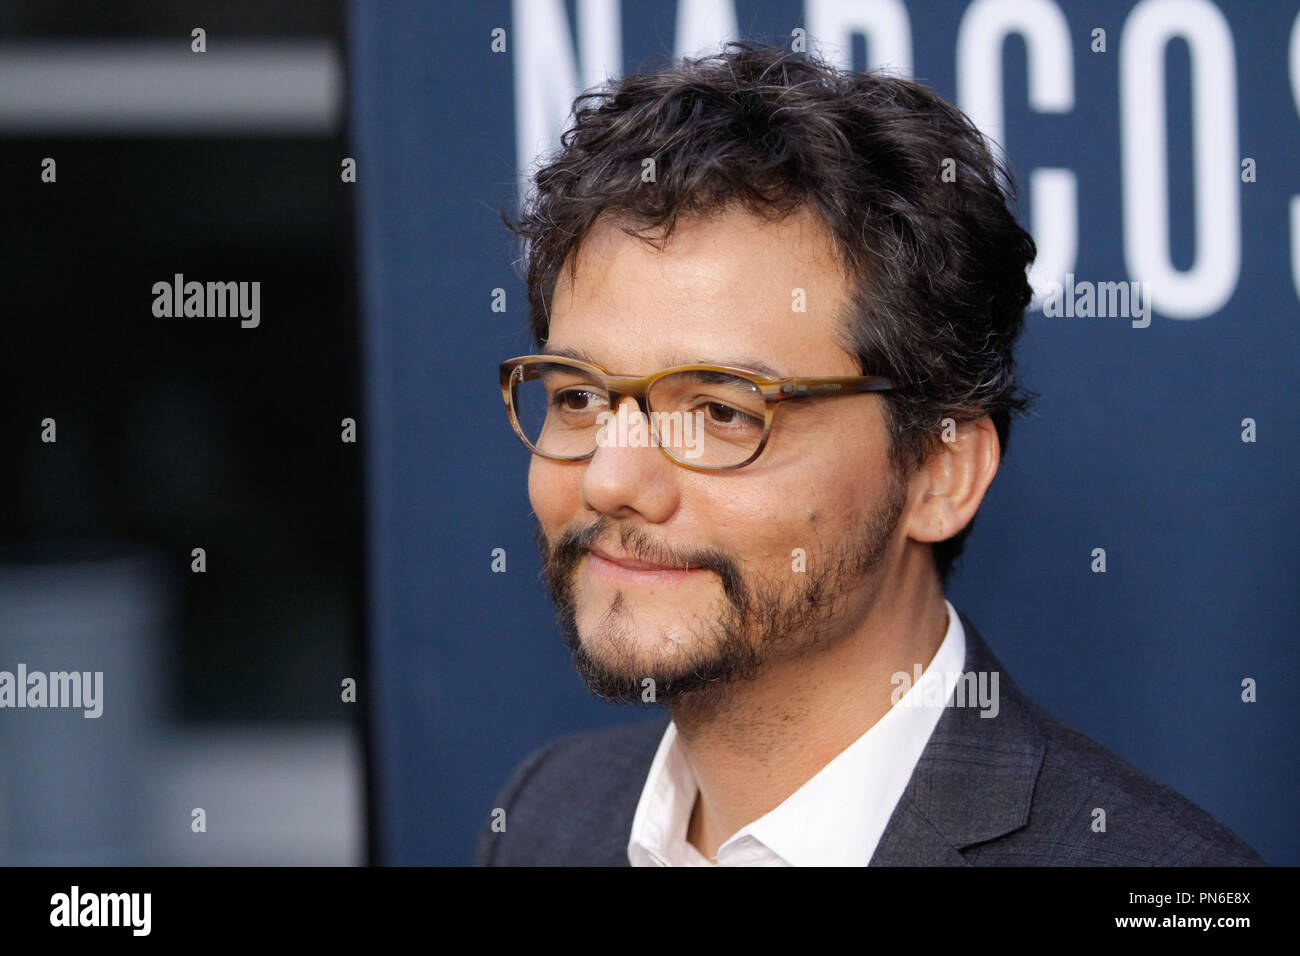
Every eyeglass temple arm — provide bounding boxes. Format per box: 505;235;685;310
771;375;897;398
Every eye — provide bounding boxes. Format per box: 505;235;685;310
552;388;604;412
703;401;761;428
707;402;735;423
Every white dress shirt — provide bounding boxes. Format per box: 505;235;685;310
627;599;967;866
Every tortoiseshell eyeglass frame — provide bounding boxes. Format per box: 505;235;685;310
499;354;898;473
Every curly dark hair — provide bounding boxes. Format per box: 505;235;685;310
502;40;1037;584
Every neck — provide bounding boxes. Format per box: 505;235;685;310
674;547;948;861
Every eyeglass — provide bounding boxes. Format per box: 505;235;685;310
499;354;897;472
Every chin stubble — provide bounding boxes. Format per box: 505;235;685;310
535;477;906;707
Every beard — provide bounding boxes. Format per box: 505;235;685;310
536;471;908;710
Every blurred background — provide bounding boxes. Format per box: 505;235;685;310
1;0;1296;868
0;1;365;864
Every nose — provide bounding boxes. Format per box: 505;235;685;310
579;395;680;522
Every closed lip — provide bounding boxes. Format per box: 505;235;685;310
588;546;700;573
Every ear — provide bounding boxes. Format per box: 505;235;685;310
903;416;1001;544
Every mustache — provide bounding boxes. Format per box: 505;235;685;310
536;515;747;609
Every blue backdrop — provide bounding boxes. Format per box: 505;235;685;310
349;0;1299;865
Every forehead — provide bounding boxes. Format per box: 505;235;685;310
546;203;858;378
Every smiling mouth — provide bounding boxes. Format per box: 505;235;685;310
586;546;704;576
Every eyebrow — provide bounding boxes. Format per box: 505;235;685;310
539;344;787;379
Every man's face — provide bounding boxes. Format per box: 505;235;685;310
531;204;910;706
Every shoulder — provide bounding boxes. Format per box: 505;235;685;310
473;715;669;866
1013;698;1266;866
946;613;1265;866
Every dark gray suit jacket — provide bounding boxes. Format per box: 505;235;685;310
474;612;1266;865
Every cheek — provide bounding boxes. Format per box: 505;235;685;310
695;481;810;570
528;459;580;531
708;426;885;566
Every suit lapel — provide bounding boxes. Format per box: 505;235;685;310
869;798;973;866
869;613;1045;865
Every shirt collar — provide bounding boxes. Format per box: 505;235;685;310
628;599;967;866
